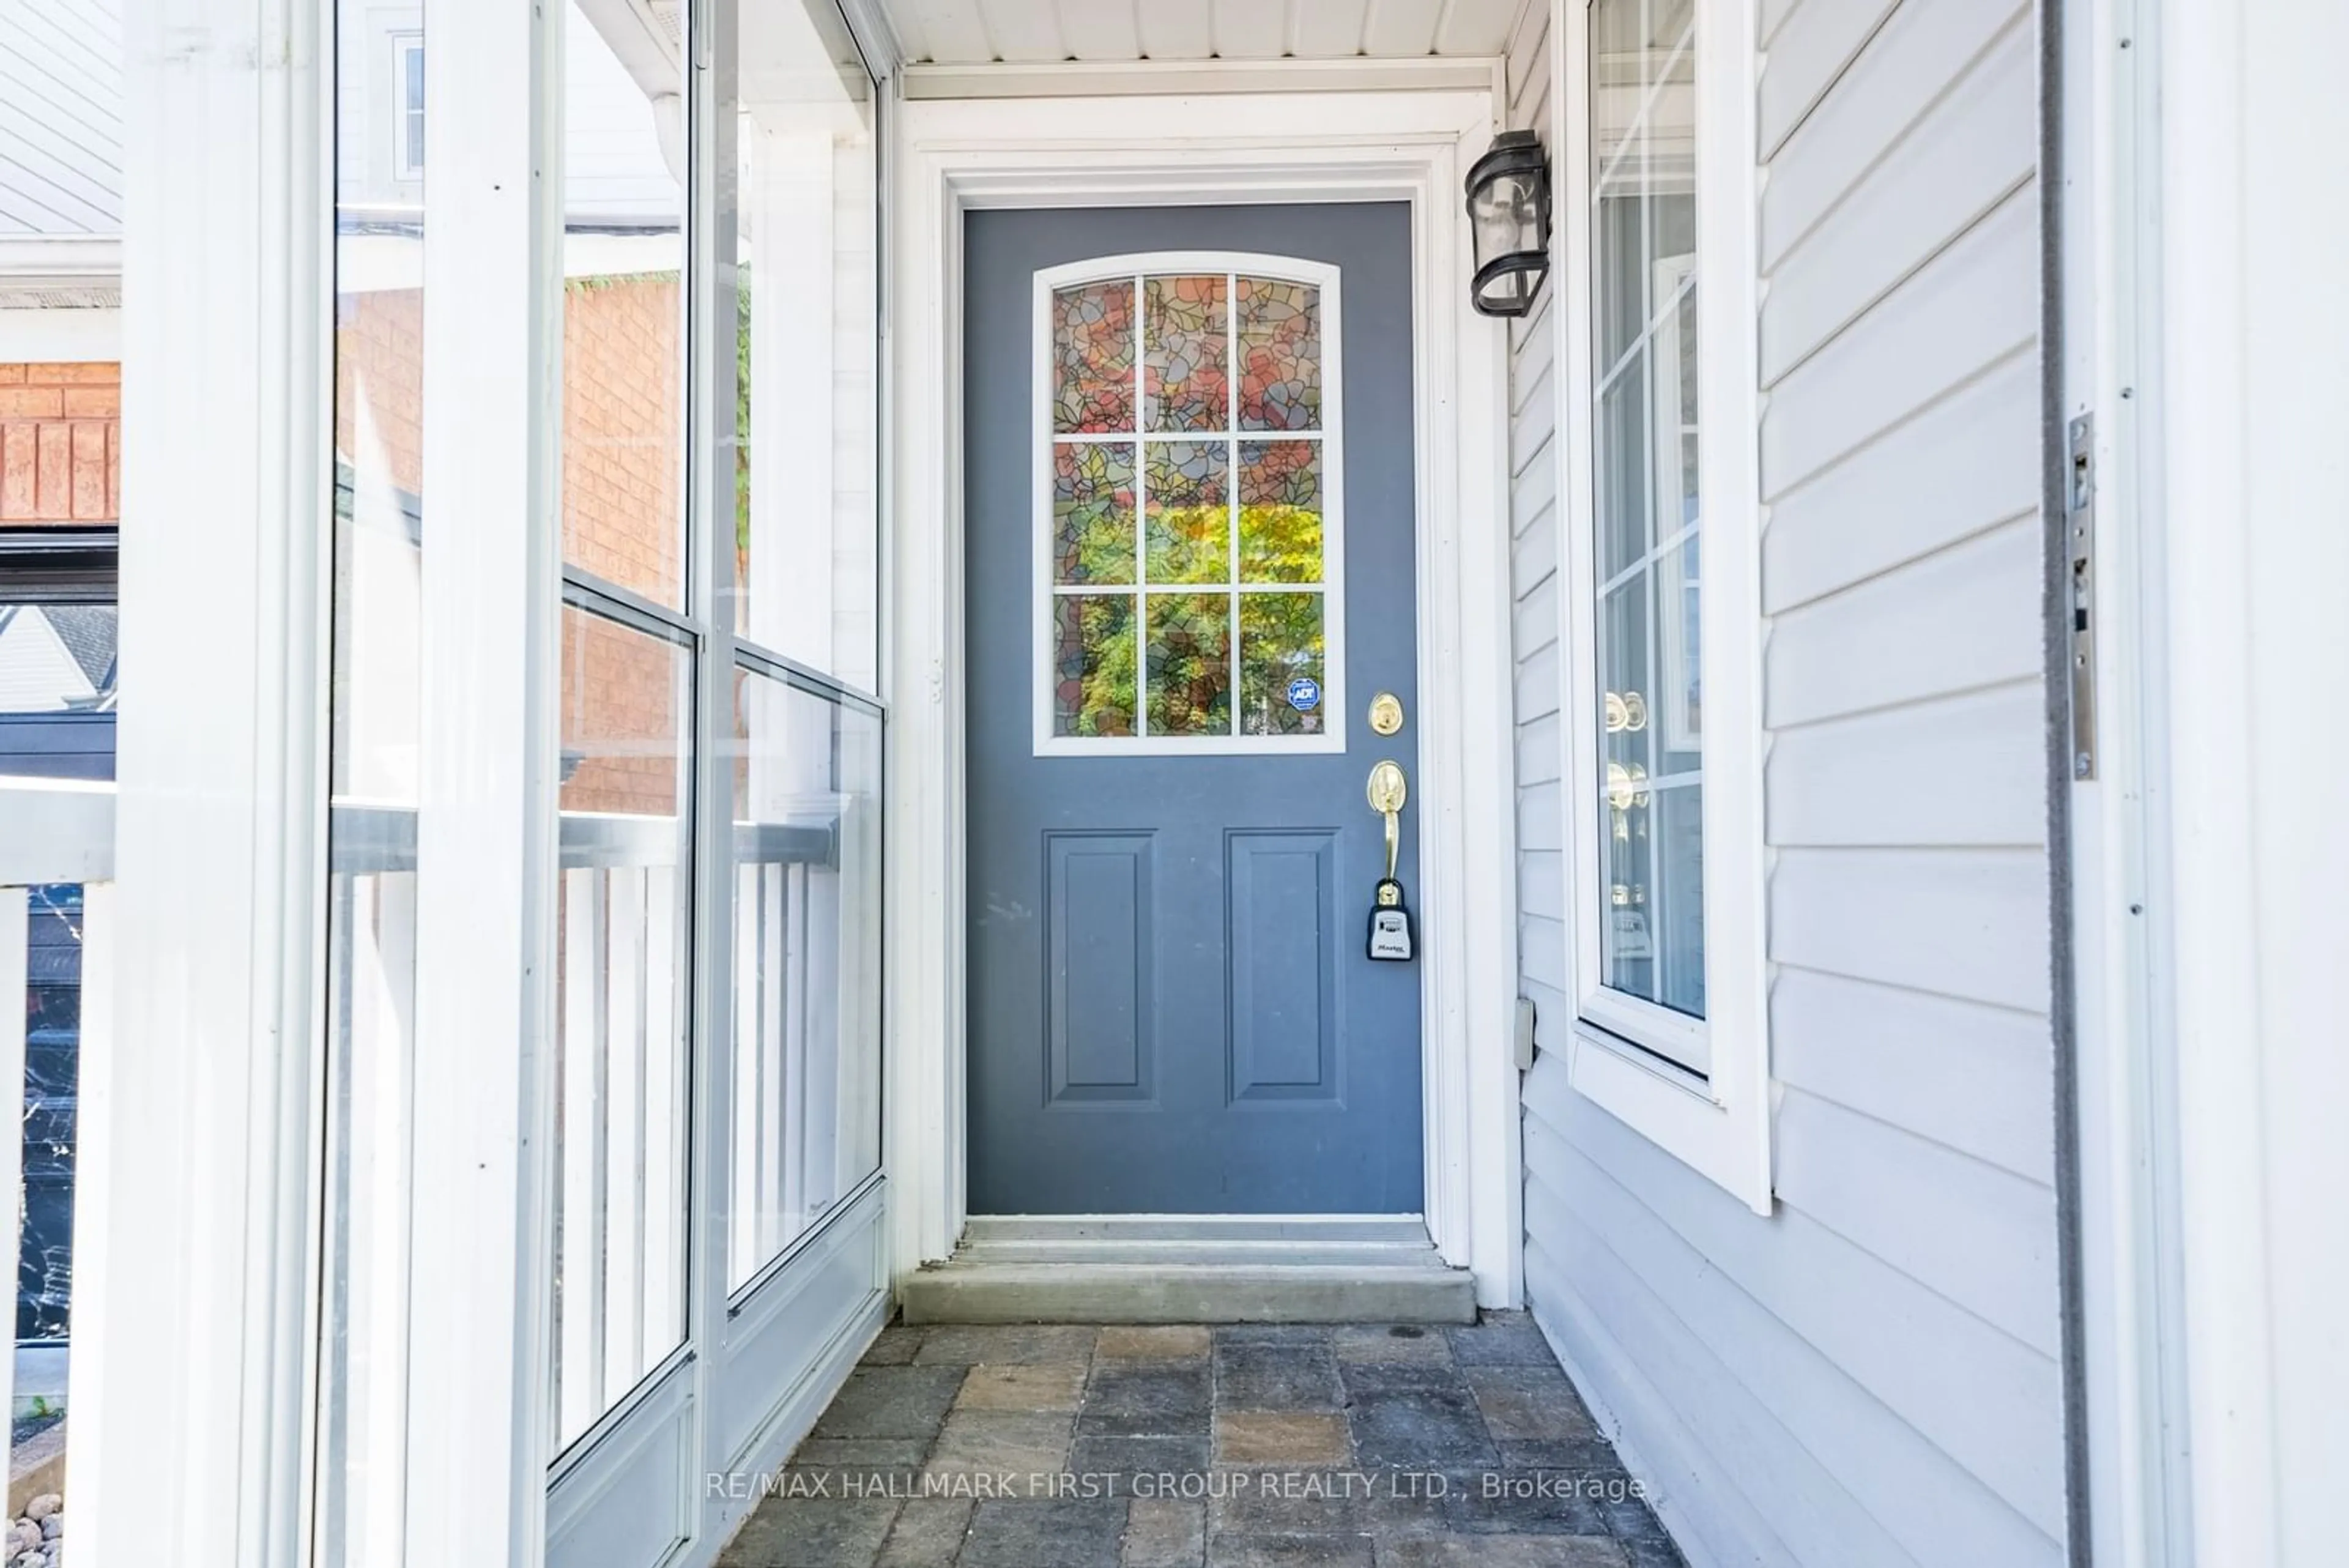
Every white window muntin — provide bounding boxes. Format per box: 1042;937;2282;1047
392;32;425;182
1030;251;1348;757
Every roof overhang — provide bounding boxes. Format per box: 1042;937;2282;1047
0;239;122;310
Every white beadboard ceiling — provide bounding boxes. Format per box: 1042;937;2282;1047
877;0;1525;65
0;0;122;237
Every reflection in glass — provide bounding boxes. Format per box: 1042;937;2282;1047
1144;440;1229;585
1236;277;1320;432
1237;440;1322;584
560;0;686;608
1053;595;1137;738
1053;442;1135;585
1654;781;1705;1014
727;667;883;1290
320;0;428;1555
731;0;879;687
1145;592;1232;737
1238;593;1325;737
1589;0;1704;1020
1144;275;1229;433
552;605;692;1451
1053;280;1137;434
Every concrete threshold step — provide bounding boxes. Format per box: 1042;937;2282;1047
900;1217;1476;1325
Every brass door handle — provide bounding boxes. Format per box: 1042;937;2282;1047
1366;760;1407;886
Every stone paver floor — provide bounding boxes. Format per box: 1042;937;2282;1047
717;1313;1685;1568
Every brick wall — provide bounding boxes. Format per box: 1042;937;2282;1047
0;363;121;524
562;275;683;606
559;275;685;816
332;275;686;820
336;274;680;604
336;289;424;497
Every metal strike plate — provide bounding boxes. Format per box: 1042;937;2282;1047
2068;413;2097;781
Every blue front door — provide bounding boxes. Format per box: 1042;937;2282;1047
964;203;1424;1214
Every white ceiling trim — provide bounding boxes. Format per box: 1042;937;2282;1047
878;0;1525;65
899;54;1499;100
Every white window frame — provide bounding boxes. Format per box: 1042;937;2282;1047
1558;0;1771;1213
1029;250;1349;758
392;31;425;182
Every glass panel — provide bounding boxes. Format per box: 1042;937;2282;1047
1;877;76;1545
1595;349;1651;580
1144;275;1229;433
1236;440;1322;584
1590;0;1704;1023
317;823;417;1567
1598;573;1650;782
731;0;880;686
1236;276;1321;432
1590;37;1648;372
560;0;686;608
1653;782;1705;1016
0;602;116;728
727;668;883;1290
552;604;692;1452
1143;439;1229;585
399;42;425;173
1655;533;1702;775
1599;764;1651;995
1053;441;1135;585
1238;592;1326;737
1051;280;1137;434
15;885;80;1348
1053;594;1137;737
1144;592;1233;737
319;0;427;1551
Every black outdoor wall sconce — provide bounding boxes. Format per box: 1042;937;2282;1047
1465;129;1553;318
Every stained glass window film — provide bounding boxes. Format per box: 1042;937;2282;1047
1238;593;1325;737
1053;280;1137;434
1053;442;1135;585
1145;275;1229;432
1043;262;1338;744
1145;440;1230;584
1237;440;1322;584
1055;594;1137;737
1145;593;1234;737
1238;277;1321;432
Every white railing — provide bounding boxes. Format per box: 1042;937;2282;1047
0;776;116;1510
318;802;417;1567
554;822;686;1449
550;811;844;1449
0;781;866;1488
729;798;878;1295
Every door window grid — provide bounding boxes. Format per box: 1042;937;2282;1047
1041;261;1343;750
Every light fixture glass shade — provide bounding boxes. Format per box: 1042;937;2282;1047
1465;130;1552;318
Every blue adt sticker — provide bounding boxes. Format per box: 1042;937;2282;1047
1287;677;1322;712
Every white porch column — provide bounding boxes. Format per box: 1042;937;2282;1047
99;2;328;1564
403;0;562;1561
2154;4;2349;1565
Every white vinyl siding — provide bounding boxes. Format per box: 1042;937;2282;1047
1509;1;2066;1565
1506;0;1572;1066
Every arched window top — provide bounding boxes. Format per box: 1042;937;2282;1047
1038;252;1339;439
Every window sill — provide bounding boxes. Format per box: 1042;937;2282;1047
1567;1016;1773;1216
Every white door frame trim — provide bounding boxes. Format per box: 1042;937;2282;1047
885;87;1526;1307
